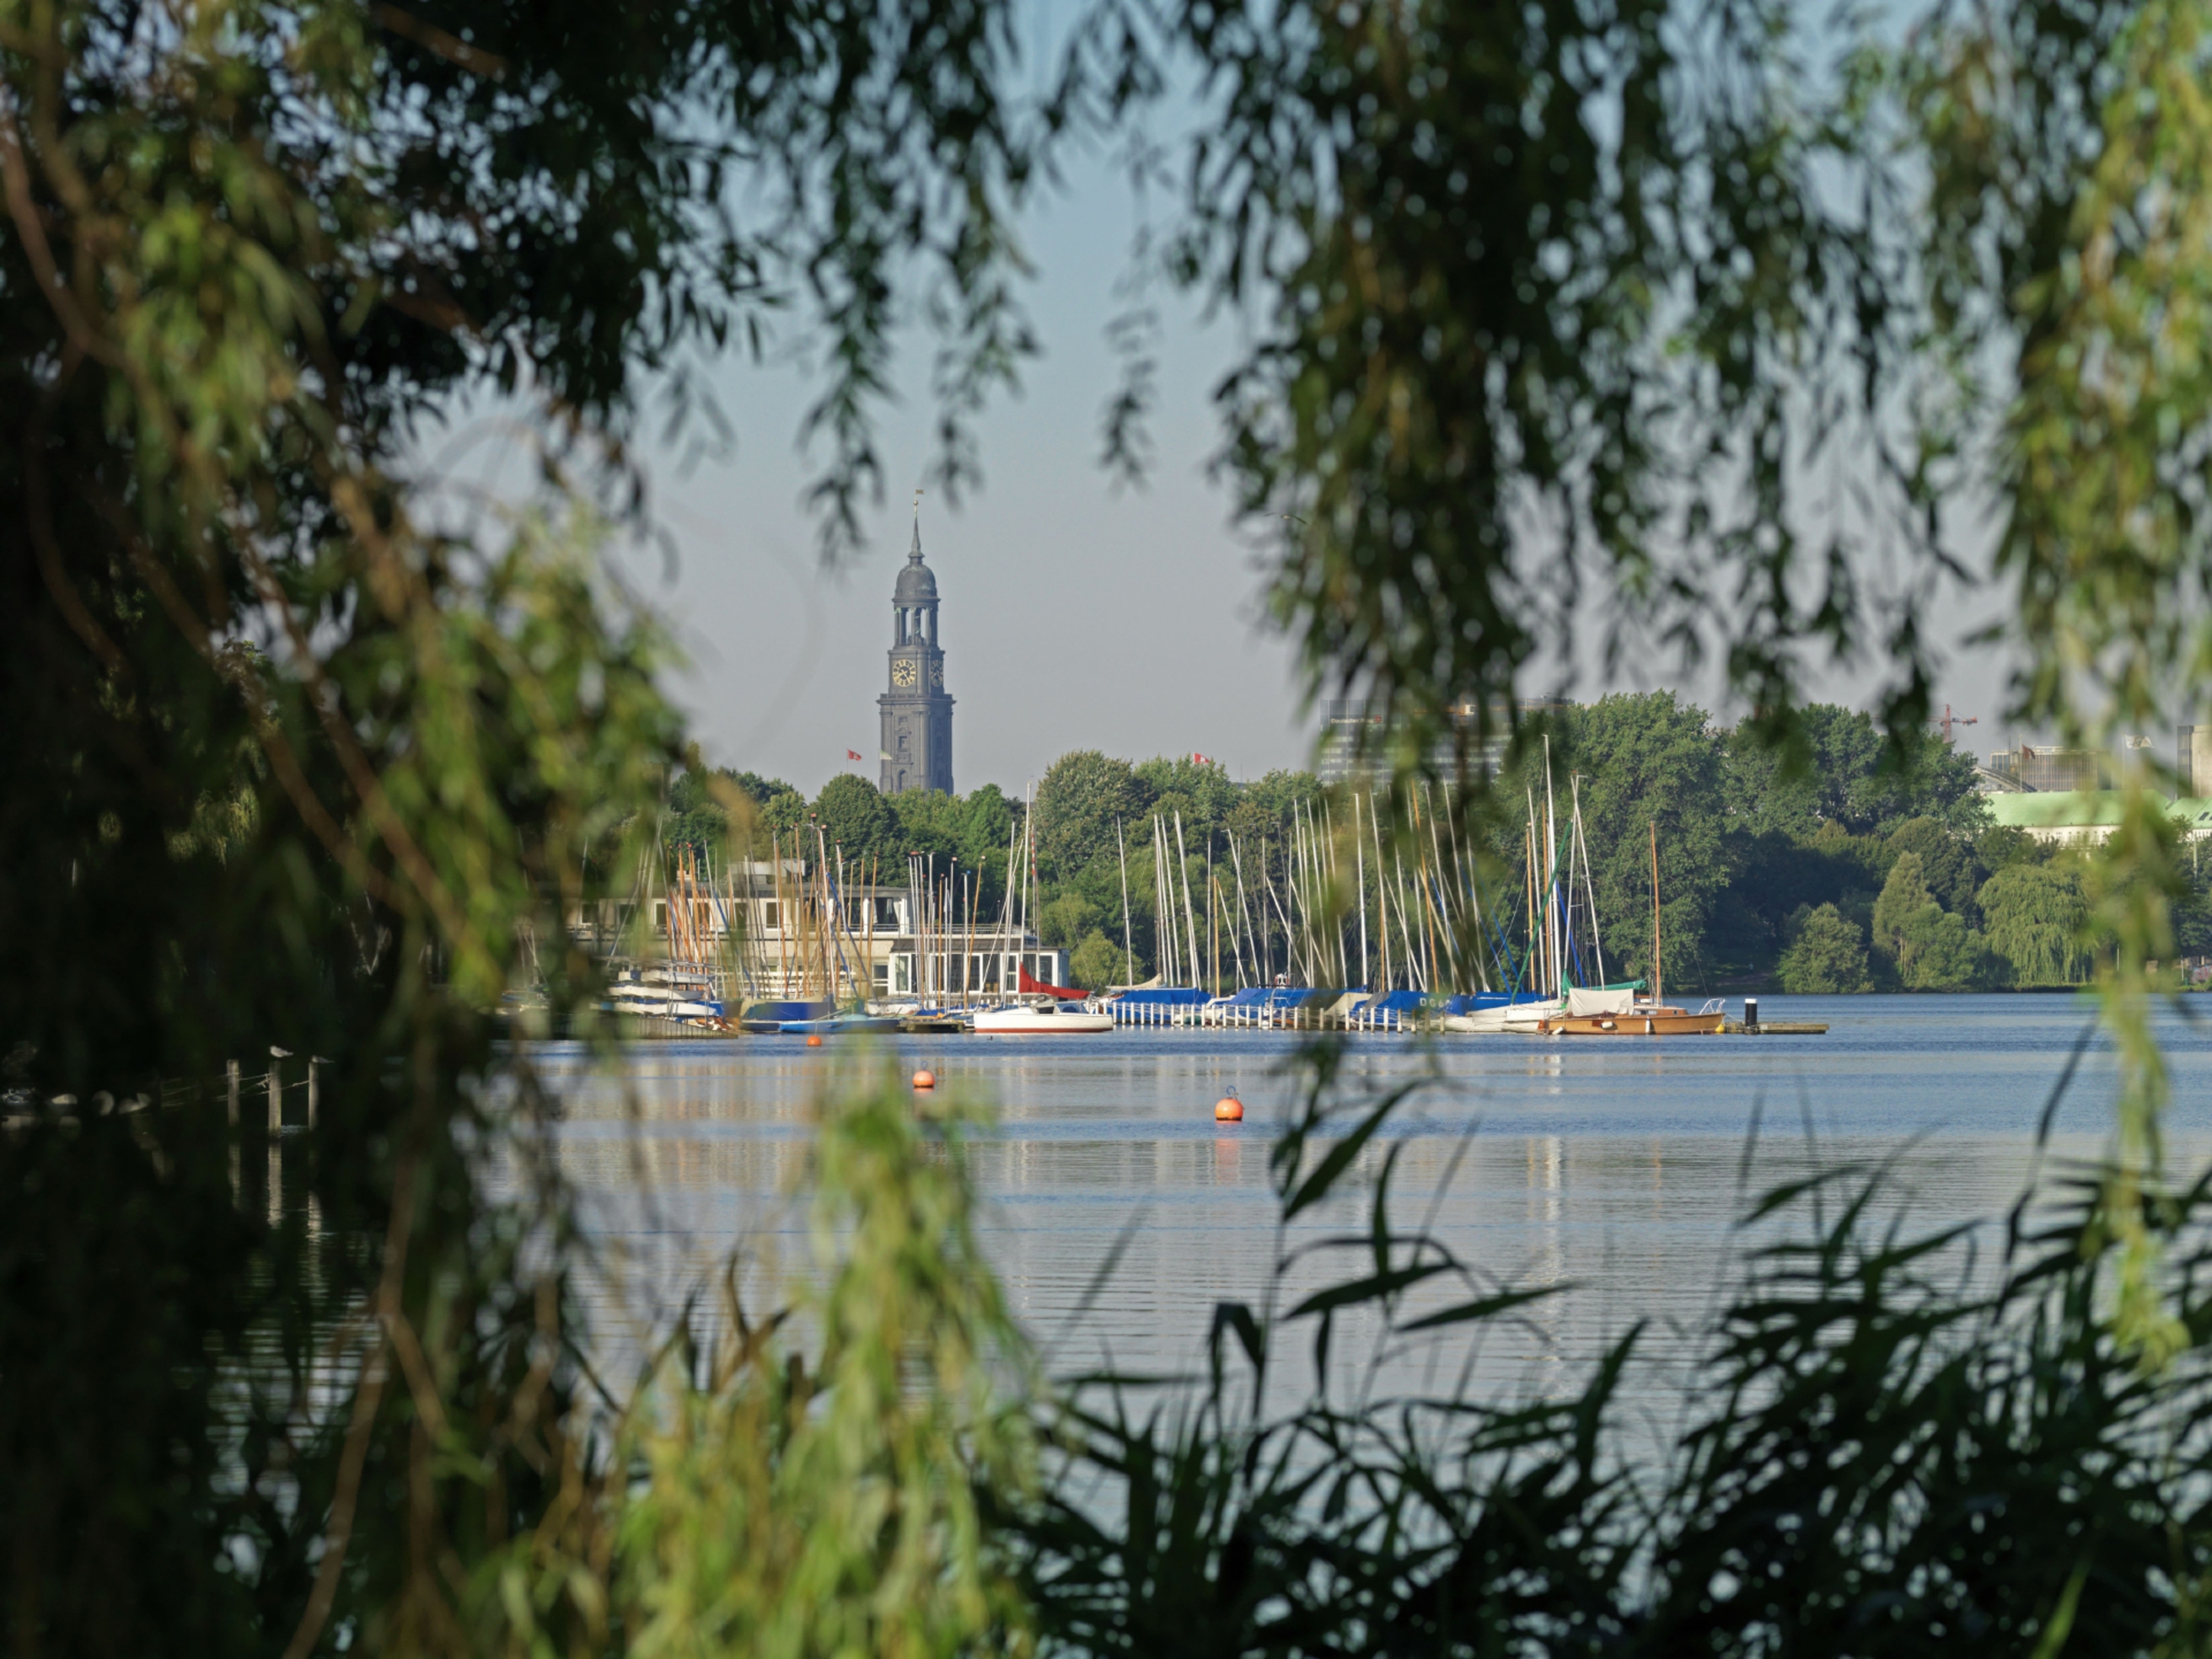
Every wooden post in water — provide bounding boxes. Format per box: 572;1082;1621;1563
226;1059;240;1205
268;1046;289;1227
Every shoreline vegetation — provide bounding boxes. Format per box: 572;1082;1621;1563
679;693;2208;998
15;0;2212;1647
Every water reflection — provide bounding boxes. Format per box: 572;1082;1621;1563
523;994;2212;1408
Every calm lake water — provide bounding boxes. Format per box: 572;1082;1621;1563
531;993;2212;1410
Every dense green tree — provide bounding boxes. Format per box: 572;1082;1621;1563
735;771;800;806
760;788;812;841
1980;864;2092;986
1034;752;1152;879
1896;905;1994;991
664;766;742;853
1243;770;1326;826
1727;708;1985;840
887;789;969;863
1975;824;2051;873
813;775;897;864
1886;817;1985;922
1777;904;1873;992
959;785;1018;867
1134;757;1239;843
1558;693;1730;991
1068;930;1128;990
862;786;1021;913
1038;894;1101;949
1724;826;1883;959
1872;853;1937;962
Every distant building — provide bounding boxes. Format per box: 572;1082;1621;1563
1317;696;1575;786
568;859;1064;1001
879;520;954;795
1984;744;2108;793
2180;725;2212;796
1986;791;2212;848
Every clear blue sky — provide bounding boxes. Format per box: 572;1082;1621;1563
442;84;2029;798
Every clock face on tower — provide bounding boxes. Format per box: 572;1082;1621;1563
892;658;917;687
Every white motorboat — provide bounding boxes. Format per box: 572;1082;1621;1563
1440;996;1562;1034
601;964;729;1026
972;1001;1114;1035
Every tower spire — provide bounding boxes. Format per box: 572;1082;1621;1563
881;495;952;796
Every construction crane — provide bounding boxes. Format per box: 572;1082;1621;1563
1938;704;1979;745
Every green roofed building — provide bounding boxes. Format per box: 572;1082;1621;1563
1986;792;2212;847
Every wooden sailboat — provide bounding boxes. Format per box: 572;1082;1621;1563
1538;821;1723;1036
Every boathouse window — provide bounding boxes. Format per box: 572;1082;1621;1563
873;897;900;928
652;899;667;932
873;962;889;990
759;900;779;930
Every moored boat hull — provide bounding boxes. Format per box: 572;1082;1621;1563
973;1005;1114;1035
1538;1008;1724;1036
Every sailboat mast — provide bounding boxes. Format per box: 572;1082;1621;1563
1117;816;1133;985
1524;803;1539;993
1208;868;1221;994
1542;738;1560;991
1651;818;1662;1005
1159;823;1177;986
1229;833;1257;988
1294;806;1316;984
1174;810;1201;986
1410;793;1434;989
1422;786;1458;989
1571;778;1606;988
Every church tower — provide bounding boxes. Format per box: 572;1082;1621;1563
879;519;954;794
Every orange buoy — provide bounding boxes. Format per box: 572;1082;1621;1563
912;1068;937;1090
806;1034;823;1048
1214;1091;1243;1123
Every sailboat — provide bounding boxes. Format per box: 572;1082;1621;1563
973;1002;1114;1034
604;844;734;1030
1535;822;1723;1036
1439;749;1588;1033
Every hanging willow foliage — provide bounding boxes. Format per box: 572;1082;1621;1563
11;0;2212;1648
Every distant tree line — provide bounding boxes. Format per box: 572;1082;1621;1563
1492;693;2212;992
688;693;2212;992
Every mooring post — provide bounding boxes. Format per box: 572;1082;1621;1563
226;1059;241;1205
303;1056;323;1240
268;1047;290;1227
267;1047;288;1134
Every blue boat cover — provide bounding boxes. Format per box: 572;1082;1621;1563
1114;987;1214;1007
745;998;833;1022
1359;989;1439;1015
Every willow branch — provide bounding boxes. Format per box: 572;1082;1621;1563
235;540;478;957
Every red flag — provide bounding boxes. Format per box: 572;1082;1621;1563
846;750;864;761
1192;751;1210;765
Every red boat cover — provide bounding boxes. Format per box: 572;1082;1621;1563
1018;965;1090;1001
